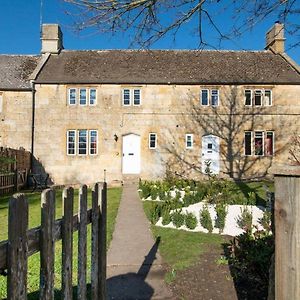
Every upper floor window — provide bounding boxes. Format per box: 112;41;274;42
244;131;274;156
67;88;97;106
67;129;98;156
244;89;272;106
201;89;219;106
186;134;194;149
122;88;141;106
149;133;157;149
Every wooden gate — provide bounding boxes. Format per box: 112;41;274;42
0;182;107;300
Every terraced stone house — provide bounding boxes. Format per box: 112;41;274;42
0;23;299;185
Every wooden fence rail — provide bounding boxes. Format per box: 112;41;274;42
0;182;107;300
0;169;28;195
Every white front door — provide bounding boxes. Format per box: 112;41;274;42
201;135;220;175
122;134;141;174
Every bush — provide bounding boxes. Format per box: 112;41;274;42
247;191;257;205
236;207;253;232
172;210;184;228
150;203;161;224
150;188;159;200
215;203;228;233
200;205;213;233
162;210;172;225
185;213;198;230
259;210;272;233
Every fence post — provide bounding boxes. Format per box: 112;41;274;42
272;166;300;300
98;182;107;300
7;194;28;300
40;189;56;300
91;183;99;300
62;187;74;300
78;185;88;300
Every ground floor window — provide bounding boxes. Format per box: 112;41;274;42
186;134;194;149
149;133;157;149
67;130;98;156
244;131;274;156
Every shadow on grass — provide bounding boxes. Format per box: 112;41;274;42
26;237;160;300
222;233;274;300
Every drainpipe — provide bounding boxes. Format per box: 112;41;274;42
30;81;36;172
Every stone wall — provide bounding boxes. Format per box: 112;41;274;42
1;84;299;184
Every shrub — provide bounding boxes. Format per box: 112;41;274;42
150;188;159;200
247;191;257;205
200;205;213;233
172;210;184;228
215;203;228;233
150;203;161;224
158;190;166;201
139;182;151;199
185;213;198;230
236;206;253;232
162;210;172;225
259;210;272;233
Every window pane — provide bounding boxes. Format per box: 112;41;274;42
80;89;87;105
201;90;209;105
211;90;219;106
123;89;130;105
78;130;87;154
67;130;76;155
265;90;272;106
149;133;156;148
89;130;98;155
266;132;274;155
254;131;263;155
244;90;252;106
244;132;252;155
133;89;141;105
89;89;96;105
254;90;262;106
69;89;76;105
186;134;193;148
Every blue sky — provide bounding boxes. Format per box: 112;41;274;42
0;0;299;64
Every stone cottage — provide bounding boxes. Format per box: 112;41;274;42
0;23;299;185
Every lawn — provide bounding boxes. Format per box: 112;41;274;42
0;186;122;299
143;200;225;283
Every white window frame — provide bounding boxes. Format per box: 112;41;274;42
68;88;77;106
122;89;131;106
254;90;263;106
133;89;141;106
149;133;157;149
244;89;252;106
244;131;253;156
211;89;219;106
201;89;209;106
78;129;88;155
79;88;87;106
264;90;272;106
89;130;98;155
185;134;194;149
67;130;76;156
254;131;264;156
89;88;97;106
265;131;275;156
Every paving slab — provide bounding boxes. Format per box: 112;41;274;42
107;182;173;300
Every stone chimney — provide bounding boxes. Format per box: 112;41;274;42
265;22;285;54
41;24;63;54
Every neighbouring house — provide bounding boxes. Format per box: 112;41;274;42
0;23;299;185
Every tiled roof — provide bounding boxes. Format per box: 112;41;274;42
0;55;39;90
35;50;300;84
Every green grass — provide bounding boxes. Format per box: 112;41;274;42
143;201;224;283
0;187;122;299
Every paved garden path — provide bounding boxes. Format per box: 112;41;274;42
107;182;173;300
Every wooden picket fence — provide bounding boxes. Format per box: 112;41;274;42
0;169;28;195
0;182;107;300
